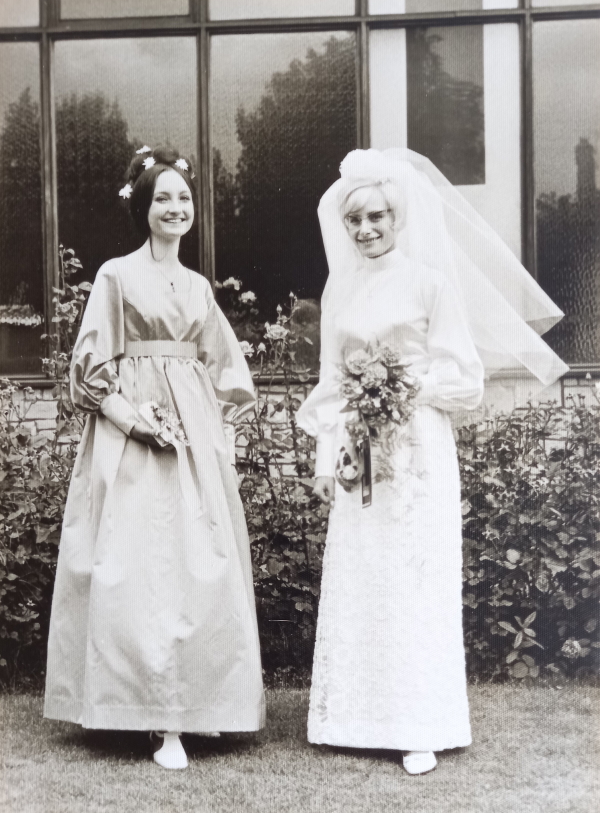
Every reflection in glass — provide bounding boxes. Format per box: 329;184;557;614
211;33;357;327
61;0;189;18
0;0;39;26
210;0;355;19
407;26;484;185
534;20;600;364
54;38;198;287
370;0;518;12
0;44;43;375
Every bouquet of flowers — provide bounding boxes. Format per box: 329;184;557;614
335;344;420;492
138;401;189;447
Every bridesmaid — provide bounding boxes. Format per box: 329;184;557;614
44;146;265;770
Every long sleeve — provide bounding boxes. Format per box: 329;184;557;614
70;260;138;436
416;275;485;412
296;319;345;478
197;285;256;462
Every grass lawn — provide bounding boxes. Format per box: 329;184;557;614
0;684;598;813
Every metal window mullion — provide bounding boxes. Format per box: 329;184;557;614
198;25;213;285
358;0;370;148
39;29;59;344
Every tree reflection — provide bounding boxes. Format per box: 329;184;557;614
536;138;600;363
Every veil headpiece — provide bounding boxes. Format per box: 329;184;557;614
319;148;568;387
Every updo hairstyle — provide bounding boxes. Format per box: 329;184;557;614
125;146;196;238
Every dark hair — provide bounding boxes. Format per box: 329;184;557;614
125;146;196;238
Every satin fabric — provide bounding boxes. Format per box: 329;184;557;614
44;249;265;732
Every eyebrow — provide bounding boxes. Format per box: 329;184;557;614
347;208;388;217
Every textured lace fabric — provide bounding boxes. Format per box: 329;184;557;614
308;405;472;752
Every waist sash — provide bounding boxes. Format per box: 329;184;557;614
123;340;196;359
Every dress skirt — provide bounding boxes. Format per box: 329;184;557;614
308;405;471;752
44;355;265;732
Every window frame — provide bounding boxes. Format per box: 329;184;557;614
0;0;599;382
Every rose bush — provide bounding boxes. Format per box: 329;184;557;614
0;265;598;687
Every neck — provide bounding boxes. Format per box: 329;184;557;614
364;245;402;271
146;235;181;267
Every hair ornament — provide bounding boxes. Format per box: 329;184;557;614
119;183;133;199
136;145;152;154
142;156;156;170
174;158;189;171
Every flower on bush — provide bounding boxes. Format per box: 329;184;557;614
222;277;242;291
265;322;289;341
239;340;254;357
240;291;257;304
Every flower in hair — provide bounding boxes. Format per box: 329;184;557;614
174;158;189;171
143;157;156;170
136;145;152;154
119;183;133;199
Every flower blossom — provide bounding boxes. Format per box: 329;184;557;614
361;361;387;389
174;158;189;171
239;341;254;357
561;638;583;659
265;323;289;341
222;277;242;291
240;291;257;304
345;349;372;376
142;157;156;170
136;145;152;154
119;183;133;200
257;343;267;354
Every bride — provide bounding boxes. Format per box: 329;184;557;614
296;148;567;775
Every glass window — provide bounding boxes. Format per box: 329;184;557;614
210;0;355;20
211;32;357;319
533;0;598;6
0;0;39;26
54;38;198;286
534;20;600;364
370;23;521;259
61;0;189;19
0;44;43;375
369;0;518;12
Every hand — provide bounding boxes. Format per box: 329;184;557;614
130;421;173;450
314;476;335;506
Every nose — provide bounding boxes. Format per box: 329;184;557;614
357;218;373;239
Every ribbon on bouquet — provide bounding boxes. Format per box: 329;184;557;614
334;411;373;508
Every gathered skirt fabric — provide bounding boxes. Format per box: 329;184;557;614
308;405;471;752
44;356;265;732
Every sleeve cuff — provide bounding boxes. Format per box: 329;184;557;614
223;423;237;465
315;431;337;478
99;392;139;436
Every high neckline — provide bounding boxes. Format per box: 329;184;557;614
362;247;404;273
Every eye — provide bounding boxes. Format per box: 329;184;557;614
346;216;361;227
369;212;384;223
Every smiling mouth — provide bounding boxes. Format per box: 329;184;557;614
358;237;379;245
164;218;185;223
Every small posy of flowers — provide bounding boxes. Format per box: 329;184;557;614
138;401;189;447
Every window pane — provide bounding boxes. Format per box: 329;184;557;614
370;0;518;12
210;0;355;19
533;0;598;6
0;44;43;375
0;0;39;26
211;33;357;321
371;24;521;258
55;38;198;287
534;20;600;365
61;0;189;19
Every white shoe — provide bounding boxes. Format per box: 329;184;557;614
151;731;188;770
402;751;437;775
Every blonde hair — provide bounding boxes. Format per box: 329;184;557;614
340;181;406;225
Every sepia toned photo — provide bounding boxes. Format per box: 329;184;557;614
0;2;598;811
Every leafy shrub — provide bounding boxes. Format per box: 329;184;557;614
458;399;600;681
0;265;598;687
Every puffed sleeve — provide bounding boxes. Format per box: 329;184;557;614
296;319;345;478
70;260;138;436
416;274;485;412
197;284;256;463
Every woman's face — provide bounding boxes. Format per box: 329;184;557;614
147;169;194;241
344;187;397;259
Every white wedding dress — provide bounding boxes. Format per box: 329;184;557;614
297;248;485;751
